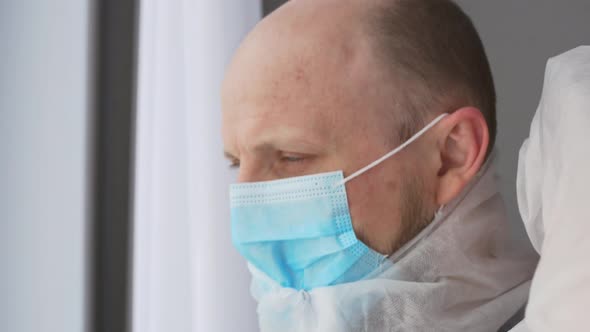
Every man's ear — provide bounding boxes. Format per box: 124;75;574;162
436;107;489;205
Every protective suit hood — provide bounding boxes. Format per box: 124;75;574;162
250;157;538;331
512;46;590;332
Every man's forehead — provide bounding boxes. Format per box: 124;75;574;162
221;26;384;117
223;34;369;100
222;103;336;153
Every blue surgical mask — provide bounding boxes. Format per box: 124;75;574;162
230;114;448;290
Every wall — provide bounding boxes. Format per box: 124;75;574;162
0;0;91;331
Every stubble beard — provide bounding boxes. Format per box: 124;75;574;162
388;175;434;255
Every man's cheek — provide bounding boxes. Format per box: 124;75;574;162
346;175;404;253
345;181;372;245
346;179;389;248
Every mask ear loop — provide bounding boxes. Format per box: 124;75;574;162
333;113;449;188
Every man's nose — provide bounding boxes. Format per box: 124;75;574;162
237;169;255;183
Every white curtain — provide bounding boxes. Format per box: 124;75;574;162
133;1;261;331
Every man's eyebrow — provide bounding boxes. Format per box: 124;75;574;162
223;143;274;160
223;151;238;160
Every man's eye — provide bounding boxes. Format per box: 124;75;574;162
280;155;305;163
228;159;240;169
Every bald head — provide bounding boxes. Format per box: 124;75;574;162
223;0;385;128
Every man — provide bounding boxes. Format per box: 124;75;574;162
222;0;537;330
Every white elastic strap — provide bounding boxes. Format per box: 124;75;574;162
334;113;448;187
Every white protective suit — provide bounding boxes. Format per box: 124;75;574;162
250;156;539;331
510;46;590;332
